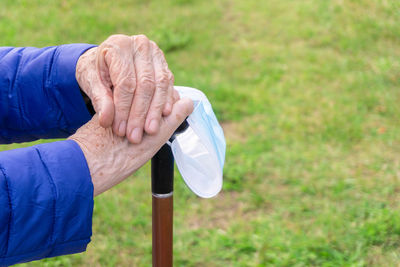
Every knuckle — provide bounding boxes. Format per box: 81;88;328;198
101;44;120;59
134;35;149;45
173;89;180;101
152;100;165;112
136;42;149;54
138;76;155;91
133;36;151;55
135;85;155;108
117;76;136;94
91;93;102;106
156;73;169;87
136;34;149;40
167;70;174;84
152;45;164;58
158;48;166;59
105;34;130;46
136;88;154;103
115;97;133;111
150;40;158;48
108;34;125;40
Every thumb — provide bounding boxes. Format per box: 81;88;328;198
138;97;193;156
90;80;115;128
160;97;194;137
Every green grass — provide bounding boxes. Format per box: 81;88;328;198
1;0;400;266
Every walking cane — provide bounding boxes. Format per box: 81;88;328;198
151;121;189;267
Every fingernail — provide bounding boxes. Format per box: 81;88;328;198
118;121;126;135
149;119;159;133
130;127;142;143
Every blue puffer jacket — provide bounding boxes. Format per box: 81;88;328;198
0;44;96;266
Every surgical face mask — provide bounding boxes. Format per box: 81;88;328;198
169;86;226;198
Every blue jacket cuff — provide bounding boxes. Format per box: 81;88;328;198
52;44;96;132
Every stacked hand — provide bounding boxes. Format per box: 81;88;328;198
73;34;193;195
76;34;179;143
69;97;193;196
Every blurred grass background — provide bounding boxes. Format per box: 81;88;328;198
1;0;400;266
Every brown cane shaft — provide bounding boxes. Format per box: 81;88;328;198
152;195;173;267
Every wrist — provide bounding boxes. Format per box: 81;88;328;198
68;116;144;197
76;47;98;116
75;47;97;98
68;136;103;196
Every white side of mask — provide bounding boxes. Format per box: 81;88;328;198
170;86;226;198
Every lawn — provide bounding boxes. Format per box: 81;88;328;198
1;0;400;266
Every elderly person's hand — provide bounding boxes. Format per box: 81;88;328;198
69;97;193;196
76;34;178;144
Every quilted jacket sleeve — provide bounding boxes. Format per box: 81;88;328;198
0;44;95;143
0;140;93;266
0;44;96;265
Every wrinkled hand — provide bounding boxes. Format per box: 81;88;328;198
69;98;193;196
76;34;178;144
